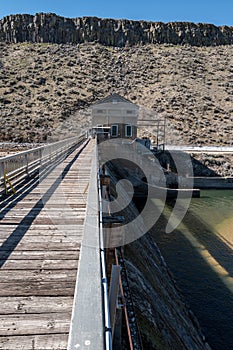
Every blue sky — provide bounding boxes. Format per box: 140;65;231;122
0;0;232;26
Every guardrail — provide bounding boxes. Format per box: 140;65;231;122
67;139;112;350
98;164;113;350
166;145;233;152
0;135;87;195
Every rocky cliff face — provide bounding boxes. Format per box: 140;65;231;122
0;13;233;46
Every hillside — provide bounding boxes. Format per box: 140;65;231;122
0;41;232;145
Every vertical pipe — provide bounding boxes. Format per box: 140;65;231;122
109;265;121;337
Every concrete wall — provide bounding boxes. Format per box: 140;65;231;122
193;177;233;189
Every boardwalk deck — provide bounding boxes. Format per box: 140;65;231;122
0;139;95;350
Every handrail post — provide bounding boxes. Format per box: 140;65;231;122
0;161;3;193
39;148;42;166
25;154;29;176
2;162;7;194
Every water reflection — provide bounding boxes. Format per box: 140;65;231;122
151;190;233;350
191;190;233;249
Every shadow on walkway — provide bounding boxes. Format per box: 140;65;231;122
0;141;88;267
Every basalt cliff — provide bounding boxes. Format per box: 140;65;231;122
0;13;233;46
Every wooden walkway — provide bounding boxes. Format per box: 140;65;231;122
0;139;95;350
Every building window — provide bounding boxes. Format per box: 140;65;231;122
125;124;132;137
111;125;118;137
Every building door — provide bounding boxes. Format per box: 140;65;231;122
125;124;132;137
111;125;118;137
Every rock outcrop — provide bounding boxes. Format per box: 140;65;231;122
0;13;233;46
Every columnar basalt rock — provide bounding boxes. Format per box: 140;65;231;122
0;13;233;46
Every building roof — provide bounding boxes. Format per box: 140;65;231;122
92;93;138;107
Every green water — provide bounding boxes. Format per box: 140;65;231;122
152;190;233;350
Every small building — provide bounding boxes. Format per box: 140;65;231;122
92;93;139;140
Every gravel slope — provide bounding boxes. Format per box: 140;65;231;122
0;42;232;145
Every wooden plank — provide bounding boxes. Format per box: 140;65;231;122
0;233;83;241
0;296;73;315
0;259;78;270
0;224;85;232
34;218;85;225
0;250;79;260
0;227;84;234
0;270;76;282
2;206;87;212
0;334;68;350
0;209;86;216
1;242;81;251
0;235;83;244
0;282;75;297
0;313;71;336
0;203;86;209
0;230;84;236
0;218;84;225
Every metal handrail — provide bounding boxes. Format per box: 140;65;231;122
0;134;87;194
97;151;113;350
